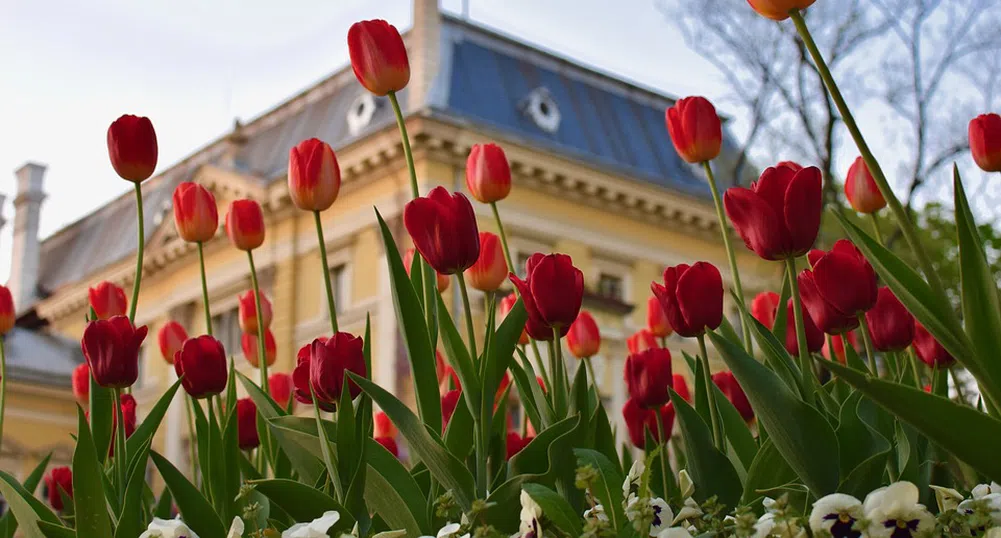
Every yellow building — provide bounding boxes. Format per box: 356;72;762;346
1;0;776;487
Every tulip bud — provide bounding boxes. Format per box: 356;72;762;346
174;335;228;399
672;374;691;403
268;372;293;410
241;330;277;368
376;436;400;458
347;20;410;96
624;348;674;409
237;398;260;450
646;296;673;338
466;143;512;203
404;248;450;293
651;262;723;338
844;157;886;214
567;311;600;359
81;316;148;388
404;187;480;275
157;321;187;365
506;432;534;460
72;363;90;406
225;199;265;251
622;398;675;449
665;96;722;163
289;138;341;211
374;411;397;439
44;466;73;511
0;286;14;335
172;182;218;243
627;329;659;355
465;232;508;292
107;114;157;183
293;333;366;409
712;371;753;421
746;0;817;21
508;253;585;339
798;240;878;335
913;321;955;368
441;389;462;432
499;293;529;345
865;287;915;352
750;292;780;330
238;290;273;335
969;113;1001;172
88;281;128;320
823;331;858;365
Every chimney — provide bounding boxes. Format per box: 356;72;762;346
9;163;47;310
407;0;442;112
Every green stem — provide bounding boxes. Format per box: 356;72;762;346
490;202;516;272
548;331;566;418
869;213;884;245
114;388;128;505
702;161;752;355
583;357;598;393
184;395;198;480
129;183;144;322
789;10;944;295
530;341;551;398
388;92;419;199
856;315;878;376
785;258;815;399
206;396;221;510
654;409;671;499
456;273;478;361
951;367;968;404
696;334;723;450
197;242;213;336
0;337;7;448
314;211;339;333
247;250;272;474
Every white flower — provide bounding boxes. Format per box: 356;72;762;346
752;513;805;538
371;532;407;538
434;523;468;538
671;498;703;526
282;511;342;538
624;459;646;502
863;482;935;538
584;504;609;522
656;528;694;538
762;497;778;513
929;485;964;513
138;518;201;538
678;469;694;499
227;517;245;538
973;482;1001;499
959;493;1001;526
649;498;674;536
808;493;862;537
519;490;543;538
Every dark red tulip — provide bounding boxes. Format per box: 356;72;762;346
108;393;137;457
913;321;955;368
823;330;858;365
45;467;73;511
404;248;450;293
865;287;915;352
647;296;673;338
567;311;601;359
107;114;157;183
72;363;90;406
713;371;753;421
624;348;674;409
238;290;272;336
969;113;1001;173
465;232;508;292
751;291;780;330
499;293;529;345
174;335;228;399
347;20;410;96
627;329;659;355
651;262;723;338
747;0;817;21
844;157;885;214
404;187;480;275
288;138;340;211
81;316;148;388
295;333;366;408
268;372;293;410
673;374;691;403
623;398;675;449
225;199;266;251
88;281;127;320
783;297;824;355
241;330;277;368
509;253;585;340
0;285;12;335
157;321;187;365
724;166;822;260
798;240;878;335
506;432;534;460
441;389;462;431
665;96;722;163
237;398;260;450
172;182;218;243
376;436;399;458
293;338;330;409
466;143;512;203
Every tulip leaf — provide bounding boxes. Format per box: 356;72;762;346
711;383;757;476
822;359;1001;483
72;408;113;538
375;210;442;434
0;469;58;538
483;298;527;416
151;451;228;538
443;388;474;458
683;351;713;429
508;359;542;434
437;294;481;415
114;437;153;538
521;483;583;537
36;522;75;538
574;449;626;531
670;390;742;509
89;377;114;466
221;394;242;521
251;479;354;535
0;453;52;538
735;298;803;399
590;403;621;477
514;348;556;427
347;372;476;510
126;378;182;458
741;438;797;506
772;266;792;348
708;331;840;496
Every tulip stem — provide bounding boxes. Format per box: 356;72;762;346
247;249;272;474
456;273;478;361
701;161;752;356
785;258;816;401
113;387;128;505
314;211;340;334
583;357;598;395
0;337;6;447
653;411;671;499
789;10;944;297
552;327;569;417
868;213;884;245
856;315;879;376
129;183;145;323
490;202;516;272
696;334;723;450
197;242;213;336
184;394;198;480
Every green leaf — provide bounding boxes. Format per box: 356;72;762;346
115;438;153;538
151;451;227;538
590;404;621;477
513;349;555;427
521;483;582;537
252;479;354;534
443;388;474;459
0;453;52;538
772;265;792;346
153;488;173;520
436;294;481;418
574;449;626;531
311;387;341;498
483;298;527;414
670;391;742;509
823;359;1001;482
205;400;228;518
221;392;242;521
0;470;58;538
740;305;803;398
709;331;840;496
508;359;542;435
126;379;182;456
72;408;113;538
741;439;797;505
684;351;712;429
375;210;442;433
711;383;757;475
834;392;891;498
36;522;75;538
90;377;114;465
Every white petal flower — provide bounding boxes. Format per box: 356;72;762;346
808;493;862;537
436;523;462;538
930;485;964;513
624;460;646;502
656;528;694;538
584;504;609;522
671;498;703;526
649;498;674;536
762;497;778;513
752;513;805;538
973;482;1001;499
282;511;342;538
138;518;201;538
371;532;407;538
959;492;1001;526
226;517;245;538
863;482;934;538
678;469;694;499
519;490;543;538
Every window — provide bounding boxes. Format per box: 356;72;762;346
346;94;378;136
211;308;241;358
597;273;624;301
523;87;561;133
329;264;347;314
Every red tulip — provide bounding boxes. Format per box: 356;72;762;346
646;296;673;338
237;398;260;450
404;187;480;275
673;374;691;402
712;371;753;421
913;321;955;368
72;363;90;406
289;138;340;211
776;161;803;172
241;330;277;368
293;338;328;408
783;297;824;355
506;432;534;460
627;329;659;355
294;333;366;408
376;436;400;458
844;157;886;214
622;398;675;449
88;281;127;320
567;311;601;359
81;316;148;388
466;232;508;292
107;114;157;183
798;240;878;335
751;291;780;330
865;287;915;352
375;411;397;439
499;293;529;345
665;96;722;163
45;467;73;511
238;290;272;335
268;372;293;410
347;20;410;96
746;0;817;21
724;165;822;260
466;143;512;203
108;393;137;457
923;384;932;393
441;389;462;431
404;248;450;293
174;335;228;399
625;348;674;409
157;321;187;365
651;262;723;338
0;285;14;335
969;113;1001;173
225;199;266;251
823;331;858;365
172;182;218;243
509;253;585;340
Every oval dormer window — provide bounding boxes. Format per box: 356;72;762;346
347;93;378;136
524;87;560;133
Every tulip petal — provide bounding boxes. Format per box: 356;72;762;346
676;262;723;333
528;254;583;329
783;166;822;255
723;188;788;260
812;251;874;317
752;166;795;218
797;270;858;335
